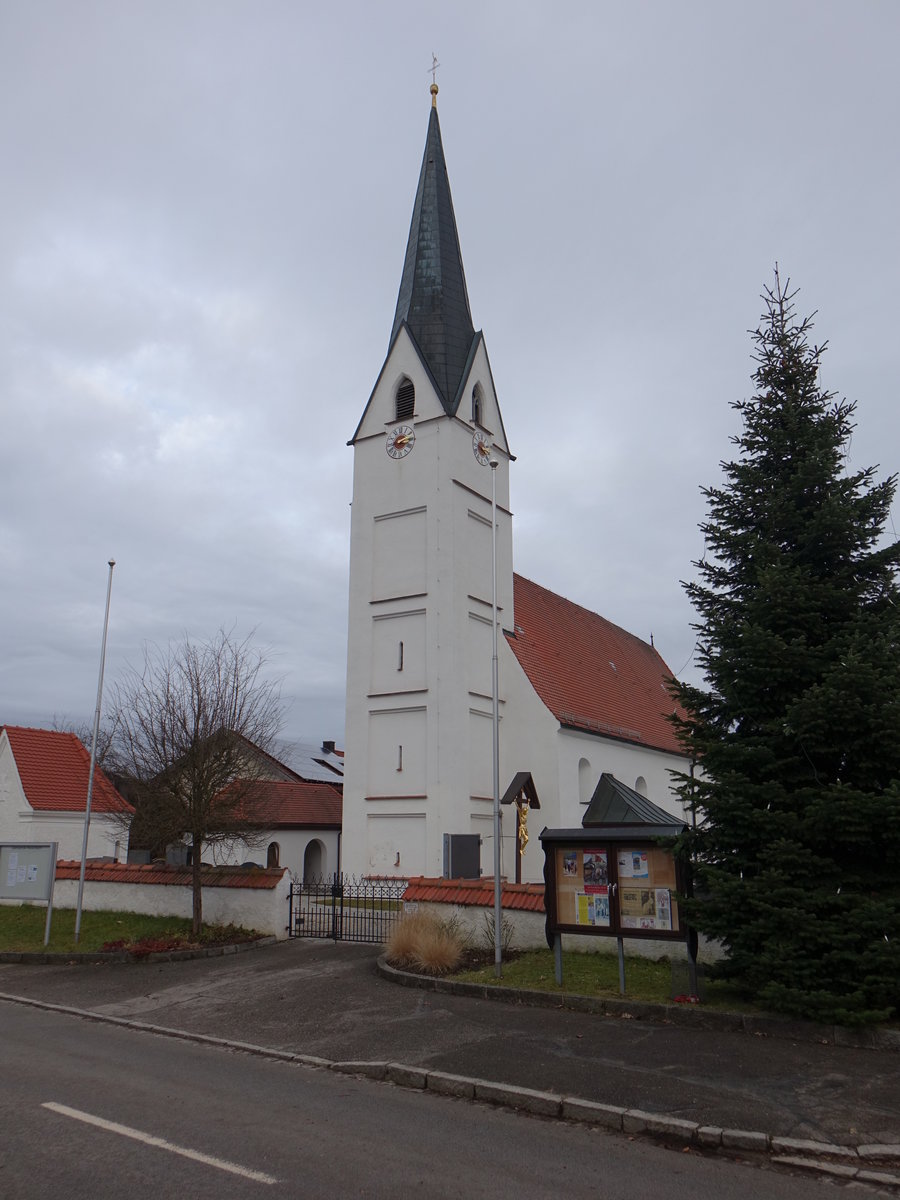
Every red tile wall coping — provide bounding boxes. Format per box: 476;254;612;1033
54;860;284;890
403;876;546;913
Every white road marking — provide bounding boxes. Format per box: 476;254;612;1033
41;1101;278;1185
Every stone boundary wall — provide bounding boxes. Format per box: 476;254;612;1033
46;864;292;940
403;897;724;962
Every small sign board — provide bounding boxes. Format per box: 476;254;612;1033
1;842;58;901
0;842;59;945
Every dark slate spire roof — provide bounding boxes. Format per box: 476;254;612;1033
391;101;476;413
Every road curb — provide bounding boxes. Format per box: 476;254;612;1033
2;988;899;1185
374;954;900;1054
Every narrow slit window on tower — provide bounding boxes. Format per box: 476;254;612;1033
472;383;484;426
397;745;403;772
395;377;415;421
398;640;404;671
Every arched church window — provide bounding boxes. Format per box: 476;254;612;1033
472;383;484;426
395;377;415;421
578;758;593;805
267;842;280;868
634;776;648;797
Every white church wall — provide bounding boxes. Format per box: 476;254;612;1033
367;707;427;795
491;645;694;885
343;332;516;880
352;328;447;442
495;640;565;884
466;611;493;699
366;810;426;876
372;507;427;598
371;608;427;692
467;708;493;801
557;728;690;828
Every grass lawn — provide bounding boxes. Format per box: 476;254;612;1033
453;948;758;1012
0;904;257;955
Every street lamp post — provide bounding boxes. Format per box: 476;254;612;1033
490;458;502;977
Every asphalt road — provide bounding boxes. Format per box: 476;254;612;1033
3;1002;848;1200
1;940;897;1148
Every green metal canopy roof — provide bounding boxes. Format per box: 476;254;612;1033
390;102;476;413
583;772;683;830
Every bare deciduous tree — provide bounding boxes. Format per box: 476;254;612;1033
111;628;283;933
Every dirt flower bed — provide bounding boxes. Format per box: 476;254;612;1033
100;924;261;957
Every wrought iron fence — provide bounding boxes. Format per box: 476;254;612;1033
287;874;407;943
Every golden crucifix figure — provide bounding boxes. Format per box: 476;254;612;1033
516;797;529;855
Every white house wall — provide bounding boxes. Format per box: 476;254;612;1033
209;829;341;881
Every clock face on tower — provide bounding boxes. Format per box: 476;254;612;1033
472;430;492;466
386;425;415;459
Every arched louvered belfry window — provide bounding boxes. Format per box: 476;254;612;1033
472;383;484;426
395;377;415;421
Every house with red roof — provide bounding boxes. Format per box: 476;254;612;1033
198;738;343;881
340;90;692;884
0;726;133;862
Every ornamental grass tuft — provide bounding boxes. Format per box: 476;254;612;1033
386;911;464;975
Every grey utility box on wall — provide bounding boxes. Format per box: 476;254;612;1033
442;834;481;880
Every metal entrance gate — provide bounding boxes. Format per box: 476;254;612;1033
287;875;406;943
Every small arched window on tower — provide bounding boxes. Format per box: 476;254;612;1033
471;382;484;427
395;377;415;421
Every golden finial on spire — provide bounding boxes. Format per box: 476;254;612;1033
429;53;440;106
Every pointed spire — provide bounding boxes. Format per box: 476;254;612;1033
391;93;476;413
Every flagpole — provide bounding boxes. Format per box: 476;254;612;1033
490;458;502;977
75;559;116;943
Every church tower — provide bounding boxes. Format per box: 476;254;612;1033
342;87;514;878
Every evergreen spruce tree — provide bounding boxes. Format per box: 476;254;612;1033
672;270;900;1025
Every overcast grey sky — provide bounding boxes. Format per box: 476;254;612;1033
2;1;898;744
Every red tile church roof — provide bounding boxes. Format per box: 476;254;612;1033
505;575;684;756
2;726;133;814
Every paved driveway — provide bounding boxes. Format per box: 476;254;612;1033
1;939;898;1146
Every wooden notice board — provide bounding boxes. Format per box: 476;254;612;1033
548;840;685;941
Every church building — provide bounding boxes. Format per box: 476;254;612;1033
341;86;690;884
